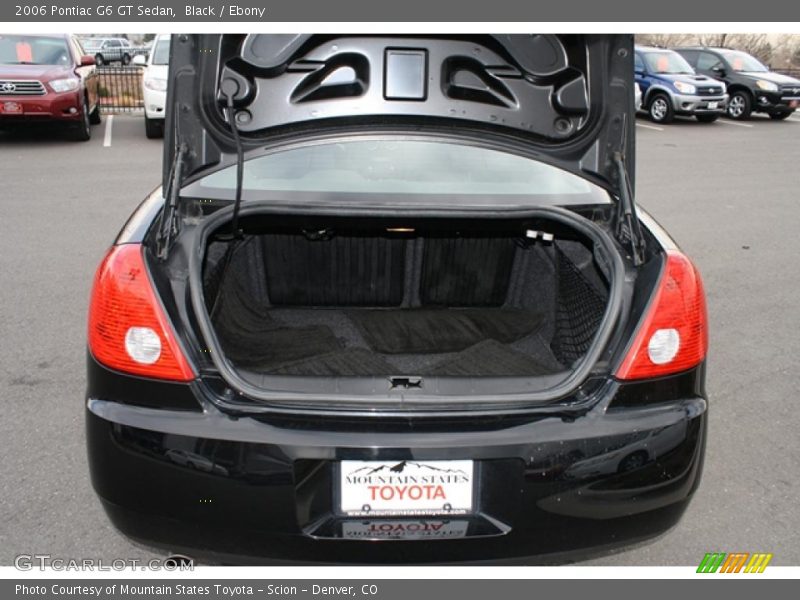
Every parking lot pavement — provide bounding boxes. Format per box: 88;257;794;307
1;113;799;566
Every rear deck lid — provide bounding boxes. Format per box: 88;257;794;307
164;34;635;196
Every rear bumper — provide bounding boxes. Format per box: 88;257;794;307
86;364;708;564
671;93;728;115
0;90;84;122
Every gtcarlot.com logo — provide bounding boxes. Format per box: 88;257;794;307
14;554;194;571
697;552;773;573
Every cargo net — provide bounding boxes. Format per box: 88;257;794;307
551;243;608;365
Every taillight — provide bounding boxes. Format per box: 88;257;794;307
88;244;195;381
616;250;708;380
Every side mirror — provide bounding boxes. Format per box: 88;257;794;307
132;54;147;66
80;55;96;66
712;66;726;77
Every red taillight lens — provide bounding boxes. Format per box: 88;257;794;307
616;250;708;380
88;244;195;382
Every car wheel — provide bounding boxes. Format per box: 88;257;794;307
696;114;719;123
648;93;674;124
769;111;792;120
122;53;131;66
145;115;164;139
71;97;92;142
94;54;104;67
727;91;752;120
618;451;649;473
89;102;102;125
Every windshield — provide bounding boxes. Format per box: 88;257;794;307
720;50;768;72
0;35;71;66
193;139;605;200
643;51;694;75
151;37;170;65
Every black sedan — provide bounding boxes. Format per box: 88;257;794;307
86;34;708;564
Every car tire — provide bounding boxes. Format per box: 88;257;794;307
769;111;792;120
145;115;164;139
648;93;674;124
71;97;92;142
122;53;131;66
696;114;719;123
727;91;752;120
94;54;104;67
89;102;102;125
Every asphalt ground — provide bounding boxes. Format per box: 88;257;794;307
1;111;799;566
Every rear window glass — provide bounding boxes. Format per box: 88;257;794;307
194;139;602;198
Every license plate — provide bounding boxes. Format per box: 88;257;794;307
339;460;474;516
1;101;22;114
707;101;718;109
341;519;469;540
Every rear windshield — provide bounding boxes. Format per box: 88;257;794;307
642;51;694;75
151;37;170;65
719;50;768;73
0;35;71;66
191;139;606;200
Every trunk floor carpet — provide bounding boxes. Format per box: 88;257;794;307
348;308;544;354
216;307;564;377
216;325;343;369
266;348;395;376
423;339;559;377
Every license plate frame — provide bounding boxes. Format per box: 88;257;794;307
707;101;718;110
338;459;475;517
1;101;23;114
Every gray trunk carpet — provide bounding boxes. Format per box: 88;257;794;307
348;308;544;354
423;339;559;377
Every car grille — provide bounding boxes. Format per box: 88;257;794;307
697;87;724;96
781;85;800;98
0;80;46;96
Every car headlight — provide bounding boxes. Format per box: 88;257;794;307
756;80;778;92
49;78;80;93
673;81;696;94
144;78;168;92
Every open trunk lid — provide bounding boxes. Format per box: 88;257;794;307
163;34;636;197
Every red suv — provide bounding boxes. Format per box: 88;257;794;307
0;34;101;141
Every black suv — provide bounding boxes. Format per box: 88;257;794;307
675;46;800;120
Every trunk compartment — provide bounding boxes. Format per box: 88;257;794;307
198;213;615;392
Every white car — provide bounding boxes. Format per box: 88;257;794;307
133;34;170;138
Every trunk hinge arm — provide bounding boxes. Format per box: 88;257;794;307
155;141;187;261
613;150;645;266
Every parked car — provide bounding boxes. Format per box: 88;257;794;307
634;45;727;123
674;46;800;120
133;34;169;138
80;37;145;66
86;34;708;564
0;33;101;140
